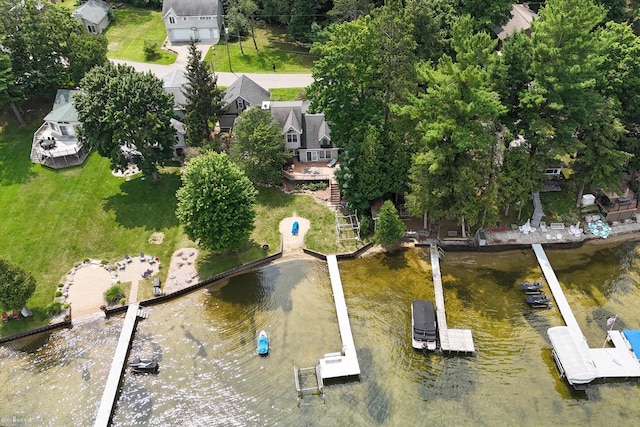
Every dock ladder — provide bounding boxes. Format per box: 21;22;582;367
294;364;325;404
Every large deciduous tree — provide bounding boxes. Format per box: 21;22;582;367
0;0;107;97
0;259;36;311
74;64;175;178
230;107;290;185
176;152;257;252
182;40;224;148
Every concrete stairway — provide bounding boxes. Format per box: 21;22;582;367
531;192;545;228
330;180;341;206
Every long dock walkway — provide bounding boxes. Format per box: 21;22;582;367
532;244;640;388
95;303;142;427
318;255;360;380
531;244;581;334
429;245;475;353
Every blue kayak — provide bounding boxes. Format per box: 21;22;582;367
257;330;270;355
292;221;299;235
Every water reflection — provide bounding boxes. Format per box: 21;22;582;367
1;242;640;425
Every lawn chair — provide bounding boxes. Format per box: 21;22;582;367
124;254;132;263
140;252;145;262
147;256;156;264
1;312;8;322
12;309;19;320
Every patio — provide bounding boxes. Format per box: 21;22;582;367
282;158;337;182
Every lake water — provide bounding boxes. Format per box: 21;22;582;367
2;240;640;426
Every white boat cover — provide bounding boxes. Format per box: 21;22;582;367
548;326;598;386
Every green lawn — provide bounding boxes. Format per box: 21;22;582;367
0;101;346;336
206;26;316;73
105;7;177;64
270;88;307;101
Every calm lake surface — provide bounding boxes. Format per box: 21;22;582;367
2;240;640;426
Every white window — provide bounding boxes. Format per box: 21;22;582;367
235;99;245;110
87;24;96;33
286;132;298;144
169;16;175;24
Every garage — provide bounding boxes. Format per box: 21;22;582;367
197;28;211;41
170;29;194;41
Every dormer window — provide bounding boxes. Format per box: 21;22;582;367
169;16;175;24
320;137;330;147
236;99;245;110
286;132;298;144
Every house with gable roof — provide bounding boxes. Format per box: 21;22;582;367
263;100;338;164
72;0;111;34
162;0;224;44
161;69;189;118
220;75;271;131
30;90;90;168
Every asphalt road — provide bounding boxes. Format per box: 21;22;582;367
110;59;314;89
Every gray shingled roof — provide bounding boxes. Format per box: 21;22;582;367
222;75;270;109
162;0;220;17
44;90;80;122
162;69;188;108
494;4;537;41
267;101;332;149
302;114;330;149
74;0;110;25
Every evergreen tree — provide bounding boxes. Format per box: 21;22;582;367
0;258;36;311
374;200;406;246
182;39;224;147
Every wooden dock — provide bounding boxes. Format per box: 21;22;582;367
94;303;142;427
317;255;360;380
533;244;640;388
429;245;475;353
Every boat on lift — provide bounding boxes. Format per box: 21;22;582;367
519;281;544;294
526;293;552;309
128;357;159;374
411;300;437;352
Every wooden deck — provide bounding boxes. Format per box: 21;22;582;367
429;245;475;353
94;303;142;427
318;255;361;379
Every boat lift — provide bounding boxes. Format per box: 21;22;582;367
293;364;325;404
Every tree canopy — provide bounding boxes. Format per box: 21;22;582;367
0;259;36;311
0;0;108;98
74;64;176;177
230;107;290;185
176;152;258;252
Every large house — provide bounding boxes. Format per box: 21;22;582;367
162;0;224;44
264;100;338;163
31;90;90;169
72;0;111;34
220;75;271;131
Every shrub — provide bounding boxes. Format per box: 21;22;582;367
143;40;159;60
58;283;64;288
119;297;127;306
100;259;108;265
55;290;62;297
104;285;124;304
83;258;90;263
63;303;70;309
45;301;62;317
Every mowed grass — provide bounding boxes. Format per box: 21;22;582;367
270;88;306;101
0;101;346;335
105;7;177;64
0;102;189;334
206;26;316;73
